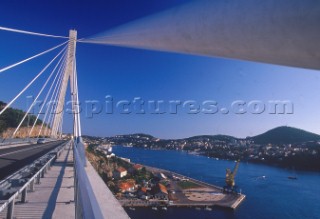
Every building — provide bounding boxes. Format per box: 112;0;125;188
118;180;135;193
113;167;127;179
137;187;151;200
133;164;143;171
106;153;115;159
129;164;144;173
152;183;168;200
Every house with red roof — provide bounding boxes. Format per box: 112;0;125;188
113;167;127;179
152;183;168;200
129;164;144;174
133;164;143;171
118;180;135;193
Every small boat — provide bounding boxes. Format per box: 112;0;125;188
152;207;158;211
195;207;201;210
288;176;298;180
129;207;135;211
162;206;167;211
205;206;212;211
288;167;298;180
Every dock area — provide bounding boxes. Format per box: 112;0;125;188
119;164;245;210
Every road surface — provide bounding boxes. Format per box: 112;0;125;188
0;140;66;180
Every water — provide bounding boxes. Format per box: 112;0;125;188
113;146;320;219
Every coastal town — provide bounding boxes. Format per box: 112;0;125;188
83;126;320;171
85;143;245;211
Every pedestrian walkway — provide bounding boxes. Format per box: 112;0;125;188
0;142;75;219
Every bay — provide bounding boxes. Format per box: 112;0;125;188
113;146;320;219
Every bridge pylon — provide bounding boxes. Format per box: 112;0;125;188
51;30;80;139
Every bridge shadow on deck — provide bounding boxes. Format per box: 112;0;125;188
42;147;72;218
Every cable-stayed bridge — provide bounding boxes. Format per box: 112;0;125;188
0;29;130;219
0;0;319;218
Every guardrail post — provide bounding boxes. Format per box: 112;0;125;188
41;170;45;178
6;201;14;219
48;161;52;170
74;159;78;218
36;173;41;184
21;188;27;203
30;179;35;192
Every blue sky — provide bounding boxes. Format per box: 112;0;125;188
0;0;320;139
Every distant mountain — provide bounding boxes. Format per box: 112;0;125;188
85;126;320;146
129;133;156;139
84;126;320;171
186;134;238;142
248;126;320;144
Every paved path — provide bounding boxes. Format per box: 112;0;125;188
0;142;75;219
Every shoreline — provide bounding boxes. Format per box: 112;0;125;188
113;145;320;172
117;160;245;210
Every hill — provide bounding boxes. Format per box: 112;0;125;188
0;101;45;137
249;126;320;144
187;134;238;142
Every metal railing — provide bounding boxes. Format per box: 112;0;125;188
0;141;67;219
0;138;126;219
73;139;104;219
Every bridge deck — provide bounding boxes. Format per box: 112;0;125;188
0;143;75;219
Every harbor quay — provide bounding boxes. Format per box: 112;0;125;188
117;162;245;210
